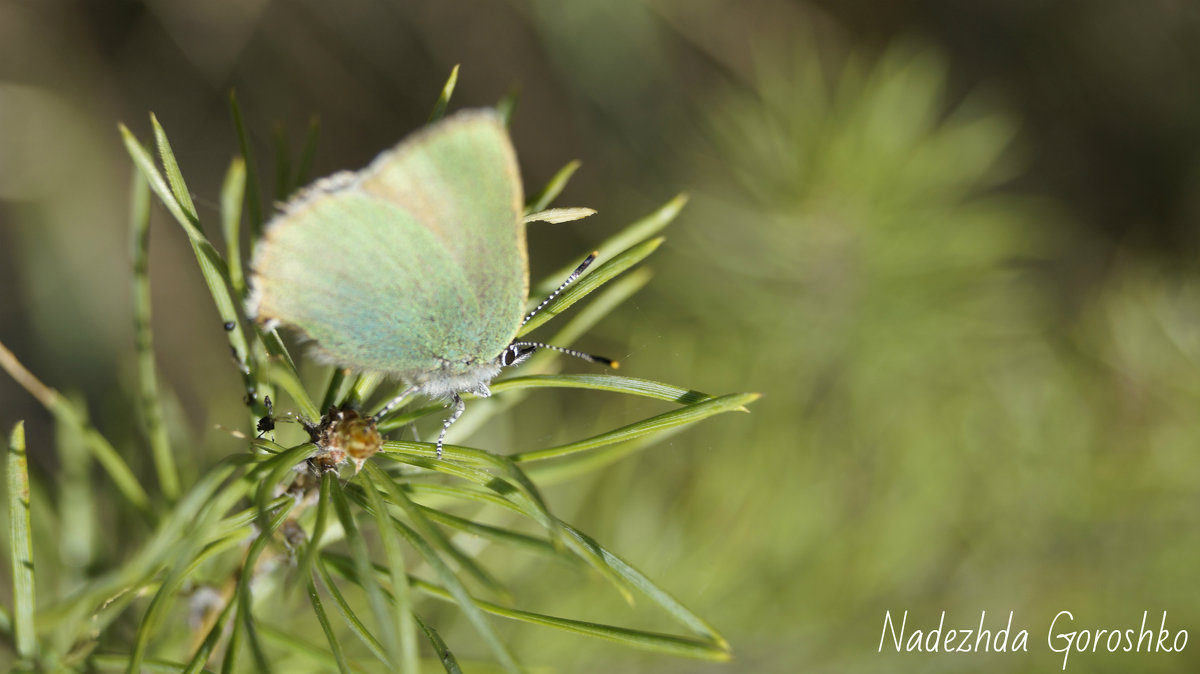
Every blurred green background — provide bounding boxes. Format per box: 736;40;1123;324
3;0;1200;671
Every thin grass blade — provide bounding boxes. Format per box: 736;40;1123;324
328;477;404;668
360;466;419;673
492;374;713;404
514;392;760;463
54;394;96;621
266;358;320;422
525;160;581;213
415;504;556;557
316;560;388;663
182;588;237;674
350;371;385;409
410;576;730;661
304;574;354;674
495;86;518;126
229;90;265;239
429;65;459;122
220;605;244;674
414;613;463;674
403;483;534;518
294;115;321;190
119;124;204;243
228;499;296;674
130;170;179;500
320;367;357;412
296;471;336;593
220;156;248;300
149;113;201;230
557;522;728;649
8;422;35;662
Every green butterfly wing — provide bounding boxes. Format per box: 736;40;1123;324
248;110;528;379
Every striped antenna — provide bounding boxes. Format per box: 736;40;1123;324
509;341;619;369
522;251;598;326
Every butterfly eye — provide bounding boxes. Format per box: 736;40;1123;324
499;346;518;367
499;344;534;367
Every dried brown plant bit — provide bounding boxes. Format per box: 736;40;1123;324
308;450;345;474
310;406;382;472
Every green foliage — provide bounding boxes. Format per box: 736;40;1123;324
616;38;1200;672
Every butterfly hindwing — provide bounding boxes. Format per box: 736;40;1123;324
248;110;527;378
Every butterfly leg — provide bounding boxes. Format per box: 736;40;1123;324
372;384;420;424
436;393;466;459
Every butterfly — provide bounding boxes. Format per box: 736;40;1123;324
247;109;615;457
